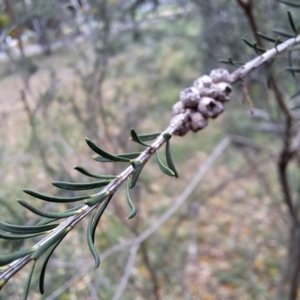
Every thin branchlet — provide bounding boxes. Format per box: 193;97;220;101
1;34;300;294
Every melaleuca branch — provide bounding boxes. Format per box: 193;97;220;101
0;34;300;297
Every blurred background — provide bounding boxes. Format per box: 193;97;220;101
0;0;300;299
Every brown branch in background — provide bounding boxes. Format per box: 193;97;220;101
138;243;161;300
241;80;253;114
235;0;297;224
235;1;300;298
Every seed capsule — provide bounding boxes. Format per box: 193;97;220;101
179;87;201;108
190;111;208;132
193;75;212;90
210;69;231;83
214;82;232;102
197;97;224;118
172;101;185;116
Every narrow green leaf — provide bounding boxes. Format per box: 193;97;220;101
277;0;300;8
126;179;137;219
36;218;59;225
85;138;131;162
286;67;300;73
131;160;143;169
91;194;113;243
84;191;109;206
0;231;47;240
130;165;145;188
275;38;281;51
292;103;300;110
242;38;254;48
241;38;266;54
18;200;82;219
23;189;89;203
39;239;64;294
23;260;37;300
219;58;244;67
31;228;70;260
291;89;300;99
93;152;141;163
156;151;175;177
52;180;110;191
0;222;57;234
131;132;161;142
74;166;117;179
273;29;294;38
163;134;179;178
265;59;274;89
254;42;266;54
130;128;151;147
288;51;295;77
257;32;281;43
0;248;34;267
87;211;100;268
287;11;297;33
163;133;172;141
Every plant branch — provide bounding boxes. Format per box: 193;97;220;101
1;35;300;289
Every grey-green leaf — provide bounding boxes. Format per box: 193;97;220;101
0;231;47;240
85;138;131;162
0;222;58;234
257;32;280;43
36;218;58;225
18;200;82;219
87;211;100;268
163;134;179;178
74;166;117;179
288;51;295;78
219;58;244;67
85;191;109;206
156;151;175;177
23;260;37;300
126;179;137;219
273;29;294;38
130;128;151;147
131;132;161;142
0;248;34;267
39;239;63;294
277;0;300;8
31;228;69;260
286;67;300;73
93;152;141;163
52;180;111;191
130;165;145;189
91;194;113;243
291;89;300;99
287;11;296;33
23;189;89;203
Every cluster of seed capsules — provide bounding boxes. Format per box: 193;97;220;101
172;69;233;136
